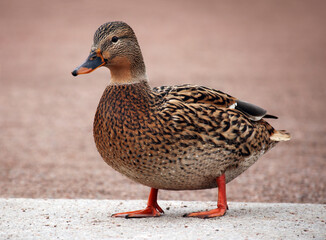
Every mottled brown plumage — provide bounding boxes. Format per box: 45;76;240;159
72;21;290;218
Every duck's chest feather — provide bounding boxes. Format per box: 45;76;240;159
93;83;153;159
93;83;162;177
94;83;152;135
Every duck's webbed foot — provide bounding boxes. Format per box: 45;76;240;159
184;206;227;218
184;174;228;219
112;188;164;218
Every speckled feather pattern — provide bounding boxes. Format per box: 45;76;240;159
93;80;277;190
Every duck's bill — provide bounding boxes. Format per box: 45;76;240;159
71;50;106;76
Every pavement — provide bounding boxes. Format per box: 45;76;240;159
0;199;325;240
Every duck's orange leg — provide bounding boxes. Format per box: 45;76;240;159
185;174;228;218
112;188;164;218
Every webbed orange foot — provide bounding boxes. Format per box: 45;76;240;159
185;174;228;219
184;207;227;218
111;188;163;218
112;205;164;218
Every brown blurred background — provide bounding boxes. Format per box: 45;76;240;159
0;0;325;204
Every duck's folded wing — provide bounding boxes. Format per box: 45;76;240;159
153;85;236;107
153;85;277;121
235;100;278;121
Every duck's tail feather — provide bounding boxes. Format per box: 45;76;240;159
270;130;291;142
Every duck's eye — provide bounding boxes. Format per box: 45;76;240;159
112;36;119;43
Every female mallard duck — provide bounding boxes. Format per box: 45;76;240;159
72;21;290;218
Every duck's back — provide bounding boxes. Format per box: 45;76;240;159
93;81;286;190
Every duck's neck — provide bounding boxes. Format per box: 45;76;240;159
109;55;148;85
103;80;153;113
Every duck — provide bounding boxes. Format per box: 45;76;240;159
72;21;290;218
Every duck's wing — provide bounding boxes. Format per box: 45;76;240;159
153;85;277;121
235;100;278;121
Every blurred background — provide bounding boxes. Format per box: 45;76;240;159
0;0;325;203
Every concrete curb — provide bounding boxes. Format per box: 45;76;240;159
0;198;325;239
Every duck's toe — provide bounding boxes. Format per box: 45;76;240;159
112;205;164;218
184;207;227;219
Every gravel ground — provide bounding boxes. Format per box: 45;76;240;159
0;0;325;204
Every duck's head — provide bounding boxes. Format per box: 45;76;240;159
72;21;146;84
